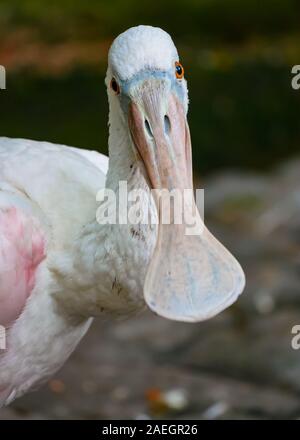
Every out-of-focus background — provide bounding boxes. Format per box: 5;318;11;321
0;0;300;420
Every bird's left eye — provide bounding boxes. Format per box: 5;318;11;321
175;61;184;79
110;77;120;95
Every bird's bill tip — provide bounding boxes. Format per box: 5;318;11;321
143;223;245;323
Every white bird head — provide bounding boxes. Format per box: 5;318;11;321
106;25;188;122
105;26;245;322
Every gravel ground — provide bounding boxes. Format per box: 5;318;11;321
1;159;300;420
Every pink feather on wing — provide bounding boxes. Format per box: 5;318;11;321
0;207;45;327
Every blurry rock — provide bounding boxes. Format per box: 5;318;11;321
135;413;151;420
201;401;229;420
48;379;66;394
111;386;130;401
145;388;188;416
81;380;98;395
253;291;275;315
203;172;270;221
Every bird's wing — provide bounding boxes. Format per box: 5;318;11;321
0;197;46;327
0;137;107;245
0;137;108;327
67;146;109;176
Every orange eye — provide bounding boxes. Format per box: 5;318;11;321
175;61;184;79
110;77;120;95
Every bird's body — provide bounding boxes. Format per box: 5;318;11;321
0;25;245;407
0;137;157;405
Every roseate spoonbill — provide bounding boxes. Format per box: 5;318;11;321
0;25;245;406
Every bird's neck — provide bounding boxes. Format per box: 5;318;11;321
100;103;157;315
105;94;137;188
54;100;157;320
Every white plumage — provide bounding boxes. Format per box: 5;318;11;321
0;26;245;406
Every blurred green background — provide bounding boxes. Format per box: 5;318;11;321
0;0;299;174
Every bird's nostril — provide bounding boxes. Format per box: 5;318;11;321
164;115;171;135
144;119;153;138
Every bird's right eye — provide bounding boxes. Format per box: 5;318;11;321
175;61;184;79
110;77;120;95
